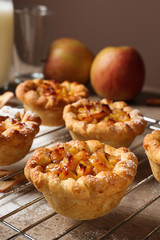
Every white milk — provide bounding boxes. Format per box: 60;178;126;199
0;0;13;89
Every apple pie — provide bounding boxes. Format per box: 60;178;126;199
24;139;138;220
0;106;41;166
143;130;160;182
63;98;147;148
15;79;89;126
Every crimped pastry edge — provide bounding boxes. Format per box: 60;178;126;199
15;79;89;126
0;106;41;166
63;98;147;148
24;139;138;220
143;129;160;182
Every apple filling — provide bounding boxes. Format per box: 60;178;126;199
77;103;130;124
45;146;120;180
0;114;28;133
37;80;74;99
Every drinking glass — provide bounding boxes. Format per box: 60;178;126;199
14;5;52;83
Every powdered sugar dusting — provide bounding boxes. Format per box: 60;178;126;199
116;166;135;176
25;110;37;118
124;160;137;170
0;106;24;119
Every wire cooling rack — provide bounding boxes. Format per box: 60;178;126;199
0;114;160;240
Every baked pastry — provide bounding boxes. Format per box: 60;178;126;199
0;106;41;166
63;98;147;148
15;79;89;126
143;130;160;182
24;139;138;220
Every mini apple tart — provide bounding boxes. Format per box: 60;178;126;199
15;79;89;126
63;98;147;148
24;139;138;220
0;106;41;166
143;130;160;182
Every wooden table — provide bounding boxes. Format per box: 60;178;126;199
0;86;160;240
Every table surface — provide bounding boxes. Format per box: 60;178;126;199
0;84;160;240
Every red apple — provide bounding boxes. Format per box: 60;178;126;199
90;46;145;101
43;38;94;84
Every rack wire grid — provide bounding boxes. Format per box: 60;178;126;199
0;110;160;240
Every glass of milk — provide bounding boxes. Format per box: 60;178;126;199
0;0;14;92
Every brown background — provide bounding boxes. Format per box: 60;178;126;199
13;0;160;91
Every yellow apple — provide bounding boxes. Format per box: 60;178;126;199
43;38;94;84
90;46;145;101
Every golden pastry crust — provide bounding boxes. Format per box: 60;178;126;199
0;106;41;166
24;139;138;220
143;130;160;182
63;98;147;148
15;79;89;126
